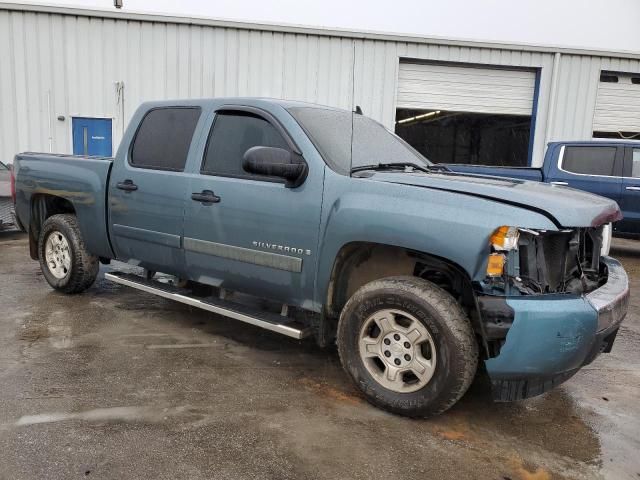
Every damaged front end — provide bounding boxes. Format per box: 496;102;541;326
475;224;629;402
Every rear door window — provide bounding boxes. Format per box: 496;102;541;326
130;107;201;171
561;146;617;176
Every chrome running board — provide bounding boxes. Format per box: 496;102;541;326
105;271;312;340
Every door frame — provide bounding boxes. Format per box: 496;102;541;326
68;114;115;156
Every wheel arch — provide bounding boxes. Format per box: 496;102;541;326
323;241;485;348
28;194;76;260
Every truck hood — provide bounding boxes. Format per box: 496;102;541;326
367;171;622;228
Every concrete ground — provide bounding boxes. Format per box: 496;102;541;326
0;231;639;480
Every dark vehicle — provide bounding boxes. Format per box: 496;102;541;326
13;99;629;417
446;140;640;235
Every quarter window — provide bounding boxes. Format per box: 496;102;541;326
130;107;201;171
201;111;289;178
631;149;640;178
562;146;617;176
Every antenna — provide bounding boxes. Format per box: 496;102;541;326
114;0;123;8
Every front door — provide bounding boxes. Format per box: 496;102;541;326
72;117;113;156
108;106;203;274
183;108;323;308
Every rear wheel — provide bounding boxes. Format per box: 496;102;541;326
38;214;99;294
337;276;478;417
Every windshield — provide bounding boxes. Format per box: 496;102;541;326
288;106;432;175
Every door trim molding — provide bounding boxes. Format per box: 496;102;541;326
184;237;302;273
112;224;181;248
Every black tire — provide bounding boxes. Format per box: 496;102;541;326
38;214;99;294
337;276;478;417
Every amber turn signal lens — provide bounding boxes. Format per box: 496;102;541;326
490;226;519;251
486;253;506;277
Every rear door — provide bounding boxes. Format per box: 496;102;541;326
108;106;204;275
182;106;323;308
546;144;623;204
619;146;640;235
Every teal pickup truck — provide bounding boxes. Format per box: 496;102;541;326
12;98;629;417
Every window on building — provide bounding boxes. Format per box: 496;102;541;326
600;74;619;83
201;111;289;178
130;107;201;171
562;146;617;176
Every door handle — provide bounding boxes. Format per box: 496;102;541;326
625;186;640;191
116;179;138;191
550;181;568;186
191;190;221;204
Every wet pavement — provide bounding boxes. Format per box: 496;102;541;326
0;230;639;480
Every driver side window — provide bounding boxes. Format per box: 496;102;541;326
201;111;289;179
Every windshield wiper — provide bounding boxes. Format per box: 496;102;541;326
350;162;449;174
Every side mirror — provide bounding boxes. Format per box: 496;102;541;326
242;146;307;187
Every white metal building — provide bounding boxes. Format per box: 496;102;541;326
1;3;639;167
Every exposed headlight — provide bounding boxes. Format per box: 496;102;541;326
489;226;520;251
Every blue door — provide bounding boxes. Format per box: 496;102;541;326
72;117;113;156
618;146;640;235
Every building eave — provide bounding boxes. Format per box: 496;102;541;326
2;1;639;60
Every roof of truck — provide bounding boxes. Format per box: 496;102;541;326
140;97;349;112
549;139;640;146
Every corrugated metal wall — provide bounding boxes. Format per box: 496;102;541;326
1;8;639;167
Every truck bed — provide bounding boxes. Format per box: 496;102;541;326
442;163;543;182
13;152;114;258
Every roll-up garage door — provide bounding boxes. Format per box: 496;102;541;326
396;62;536;116
593;72;640;133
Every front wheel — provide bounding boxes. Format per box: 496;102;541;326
38;214;99;294
337;276;478;417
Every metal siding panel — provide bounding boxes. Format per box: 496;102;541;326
201;27;215;97
529;55;554;167
151;22;167;100
11;12;29;152
549;55;602;141
225;29;239;97
177;24;190;97
165;23;178;98
140;21;154;102
189;25;203;97
397;62;536;115
1;8;635;167
237;29;250;96
0;11;17;163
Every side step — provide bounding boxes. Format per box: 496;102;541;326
105;271;312;340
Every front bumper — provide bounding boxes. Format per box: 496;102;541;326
483;256;629;401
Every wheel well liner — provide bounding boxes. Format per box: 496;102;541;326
28;194;76;260
325;242;484;346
